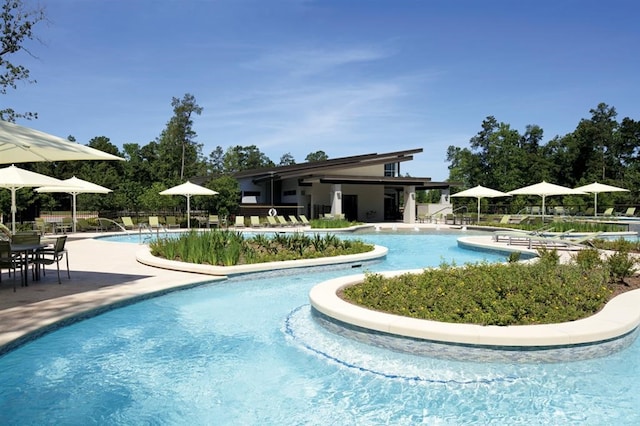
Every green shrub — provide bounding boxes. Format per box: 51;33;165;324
342;260;613;326
607;248;638;283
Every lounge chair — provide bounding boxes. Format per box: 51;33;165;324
520;232;601;250
250;216;262;227
121;216;136;230
288;215;301;225
266;216;279;227
498;215;511;224
0;223;11;240
148;216;161;230
299;215;311;225
493;225;556;242
276;216;290;226
621;207;636;217
234;216;246;227
165;216;180;228
76;218;101;232
602;208;614;217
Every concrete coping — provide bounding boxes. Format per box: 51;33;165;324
136;244;389;276
309;270;640;347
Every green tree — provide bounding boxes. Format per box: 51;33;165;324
222;145;274;173
279;152;296;166
204;175;240;220
207;145;225;176
305;150;328;162
156;93;204;181
0;0;45;121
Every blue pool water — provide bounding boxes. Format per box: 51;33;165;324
1;230;639;424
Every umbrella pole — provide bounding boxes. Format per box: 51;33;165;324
72;193;77;233
541;195;546;223
186;195;191;229
594;193;598;217
477;198;481;224
11;188;16;234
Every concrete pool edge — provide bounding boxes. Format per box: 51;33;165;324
136;244;389;275
309;269;640;348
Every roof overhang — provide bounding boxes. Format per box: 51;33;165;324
300;175;452;189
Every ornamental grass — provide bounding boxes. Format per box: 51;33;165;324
149;229;373;266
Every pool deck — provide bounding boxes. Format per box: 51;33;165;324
1;224;639;354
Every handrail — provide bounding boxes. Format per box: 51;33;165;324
452;206;468;214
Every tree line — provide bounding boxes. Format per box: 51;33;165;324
444;102;640;213
1;93;329;222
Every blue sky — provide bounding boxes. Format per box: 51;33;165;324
6;0;640;180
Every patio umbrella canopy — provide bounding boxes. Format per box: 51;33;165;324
450;185;511;223
508;181;586;222
0;120;124;164
573;182;629;216
159;181;218;229
36;176;112;233
0;165;66;233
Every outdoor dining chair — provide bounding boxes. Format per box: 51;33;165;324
33;235;69;284
0;240;22;292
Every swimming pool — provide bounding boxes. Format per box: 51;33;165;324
0;230;639;424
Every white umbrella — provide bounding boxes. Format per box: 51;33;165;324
450;185;511;223
0;120;124;164
574;182;629;217
0;165;67;233
508;181;586;222
159;181;218;229
36;176;112;232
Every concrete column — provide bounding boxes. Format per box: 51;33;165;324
403;186;416;223
330;184;342;217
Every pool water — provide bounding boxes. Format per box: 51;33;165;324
1;230;639;424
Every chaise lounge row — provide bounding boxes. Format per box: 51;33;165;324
233;215;311;228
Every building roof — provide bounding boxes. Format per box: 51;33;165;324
234;148;451;189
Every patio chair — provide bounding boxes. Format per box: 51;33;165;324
165;216;180;228
208;215;219;228
250;216;262;227
34;217;53;235
33;235;69;284
299;215;311;225
234;216;246;227
266;216;279;227
601;208;614;217
553;206;566;216
530;206;541;215
0;240;22;291
57;217;73;234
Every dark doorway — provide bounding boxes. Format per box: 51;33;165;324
343;194;358;221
